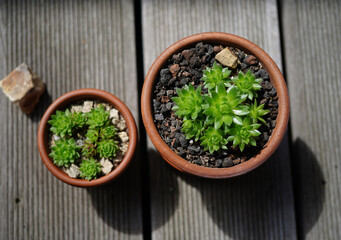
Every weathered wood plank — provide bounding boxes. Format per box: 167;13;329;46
281;0;341;239
0;0;142;239
142;0;296;239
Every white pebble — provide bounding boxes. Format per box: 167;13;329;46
110;108;119;120
64;164;81;178
82;101;93;113
118;131;129;143
76;139;85;147
116;119;127;131
52;135;60;141
71;105;83;113
119;142;129;154
100;158;113;175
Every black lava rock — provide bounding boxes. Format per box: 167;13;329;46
215;159;223;167
189;56;201;68
255;69;269;80
222;158;234;167
154;114;164;121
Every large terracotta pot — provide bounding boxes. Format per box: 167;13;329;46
141;32;289;178
37;89;138;187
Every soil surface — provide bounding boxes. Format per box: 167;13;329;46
152;42;278;168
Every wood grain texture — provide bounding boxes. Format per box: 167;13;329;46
142;0;296;239
281;0;341;239
0;0;142;239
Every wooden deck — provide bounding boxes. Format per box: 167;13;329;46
0;0;340;239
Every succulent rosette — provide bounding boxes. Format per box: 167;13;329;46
48;109;73;137
97;139;119;158
87;105;110;129
100;126;117;139
171;61;268;153
49;138;80;167
72;112;87;128
79;158;101;180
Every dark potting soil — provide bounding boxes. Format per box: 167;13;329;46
152;42;279;168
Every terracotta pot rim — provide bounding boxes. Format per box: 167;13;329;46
37;88;138;187
141;32;289;178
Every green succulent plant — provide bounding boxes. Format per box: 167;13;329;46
232;70;262;100
203;85;249;129
97;139;119;158
48;102;124;180
171;63;271;153
226;117;261;151
72;112;87;129
86;105;110;129
181;119;204;141
81;143;96;159
202;62;231;90
200;127;228;154
248;100;269;125
100;126;117;139
85;129;99;144
172;84;203;120
49;138;80;167
48;109;73;137
79;158;101;180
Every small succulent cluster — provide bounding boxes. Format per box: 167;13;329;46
48;104;119;180
172;62;269;153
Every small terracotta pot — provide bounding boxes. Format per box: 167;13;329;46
37;89;138;187
141;32;289;178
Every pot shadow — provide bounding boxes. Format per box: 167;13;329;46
87;148;179;235
147;148;180;231
291;138;326;239
28;88;52;123
87;156;143;235
179;138;325;239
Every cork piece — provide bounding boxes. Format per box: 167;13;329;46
215;48;238;68
0;63;45;114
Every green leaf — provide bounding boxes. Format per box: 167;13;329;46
240;142;245;152
233;136;241;146
227;136;235;142
223;115;233;126
211;92;220;102
233;109;249;116
250;130;261;137
233;116;243;125
227;86;238;100
248;91;253;100
217;84;226;95
204;106;214;116
214;117;223;129
250;138;257;146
